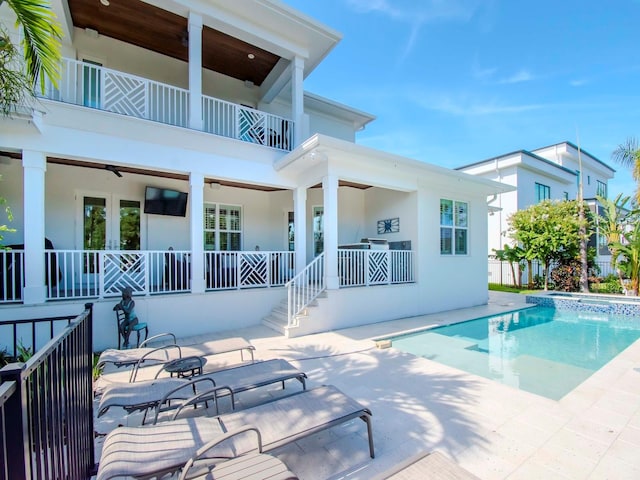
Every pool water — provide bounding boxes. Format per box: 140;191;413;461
390;306;640;400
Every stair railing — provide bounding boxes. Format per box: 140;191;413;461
286;253;325;328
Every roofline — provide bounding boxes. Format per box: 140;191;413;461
533;141;616;173
456;149;577;176
278;133;516;194
303;91;376;130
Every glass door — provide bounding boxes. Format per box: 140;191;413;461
79;193;142;292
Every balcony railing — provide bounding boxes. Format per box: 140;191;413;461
40;249;292;300
338;249;415;287
42;58;294;151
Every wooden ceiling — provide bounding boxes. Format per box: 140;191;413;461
68;0;281;86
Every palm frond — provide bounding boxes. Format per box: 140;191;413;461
6;0;62;92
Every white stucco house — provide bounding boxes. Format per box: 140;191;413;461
0;0;511;350
457;142;616;281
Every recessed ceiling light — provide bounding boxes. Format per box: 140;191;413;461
247;53;255;60
100;0;110;6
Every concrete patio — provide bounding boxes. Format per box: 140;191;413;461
93;292;640;479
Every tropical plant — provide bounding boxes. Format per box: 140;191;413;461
507;200;592;290
0;0;62;115
610;220;640;296
612;137;640;204
0;175;15;248
596;193;633;290
492;244;524;288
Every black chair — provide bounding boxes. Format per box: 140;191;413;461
116;308;149;349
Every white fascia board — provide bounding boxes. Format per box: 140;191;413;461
303;92;376;130
519;156;576;184
277;134;515;195
160;0;340;76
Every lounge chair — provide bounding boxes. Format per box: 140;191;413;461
97;359;307;423
96;385;374;480
97;333;255;375
177;426;298;480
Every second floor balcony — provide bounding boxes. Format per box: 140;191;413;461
41;58;294;151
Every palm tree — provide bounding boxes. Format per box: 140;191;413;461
0;0;62;114
612;137;640;204
597;193;632;290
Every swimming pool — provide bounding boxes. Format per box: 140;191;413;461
388;306;640;400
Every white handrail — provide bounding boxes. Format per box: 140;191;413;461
286;253;325;328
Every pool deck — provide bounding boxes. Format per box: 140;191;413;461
94;291;640;479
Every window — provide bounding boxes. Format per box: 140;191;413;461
313;206;324;256
596;180;607;198
203;203;242;251
440;199;468;255
535;183;550;203
563;191;569;201
287;211;294;252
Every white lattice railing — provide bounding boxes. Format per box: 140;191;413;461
204;251;294;290
41;58;293;151
38;250;293;300
286;253;325;328
202;95;293;150
0;249;24;303
338;249;415;287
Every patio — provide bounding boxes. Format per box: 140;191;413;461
93;292;640;479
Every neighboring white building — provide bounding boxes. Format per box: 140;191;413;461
457;141;616;269
0;0;511;350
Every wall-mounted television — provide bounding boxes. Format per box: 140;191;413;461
144;186;188;217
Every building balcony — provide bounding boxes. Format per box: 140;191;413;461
40;58;294;151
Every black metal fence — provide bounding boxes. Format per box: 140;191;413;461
0;303;95;480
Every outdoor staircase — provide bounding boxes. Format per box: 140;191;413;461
262;253;326;338
262;291;327;337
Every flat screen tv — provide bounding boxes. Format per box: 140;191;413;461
144;186;188;217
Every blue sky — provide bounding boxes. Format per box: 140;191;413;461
284;0;640;198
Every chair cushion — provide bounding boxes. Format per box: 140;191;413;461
132;323;148;331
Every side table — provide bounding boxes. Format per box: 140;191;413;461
162;356;207;378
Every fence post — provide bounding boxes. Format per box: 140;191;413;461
0;362;29;480
85;302;96;472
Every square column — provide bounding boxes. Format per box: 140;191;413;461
22;150;47;304
188;12;203;131
189;172;205;293
322;175;339;289
293;187;307;274
291;56;304;146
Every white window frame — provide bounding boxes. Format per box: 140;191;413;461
203;202;243;251
440;199;468;256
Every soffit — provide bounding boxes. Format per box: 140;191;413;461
68;0;281;86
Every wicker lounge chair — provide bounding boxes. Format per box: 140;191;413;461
97;333;255;379
177;426;298;480
97;359;307;423
96;385;374;480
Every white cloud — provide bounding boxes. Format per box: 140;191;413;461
345;0;483;23
411;92;544;116
497;69;534;84
345;0;490;61
570;79;588;87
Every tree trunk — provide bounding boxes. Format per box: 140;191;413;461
527;260;533;289
579;202;589;292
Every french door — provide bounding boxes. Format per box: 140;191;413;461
78;192;143;294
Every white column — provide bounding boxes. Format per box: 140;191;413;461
291;56;304;147
189;172;205;293
323;175;339;289
293;187;307;274
188;12;203;131
22;150;47;304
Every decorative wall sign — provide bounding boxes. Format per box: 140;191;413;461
377;217;399;234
